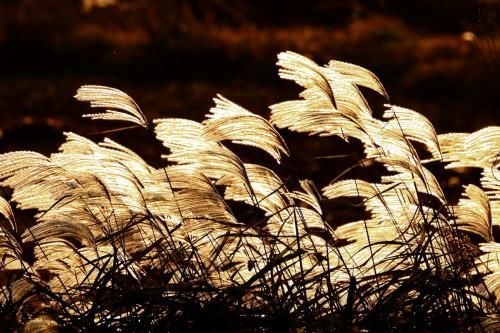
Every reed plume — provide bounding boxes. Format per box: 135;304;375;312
0;51;498;332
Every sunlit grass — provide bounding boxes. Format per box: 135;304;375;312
0;52;499;332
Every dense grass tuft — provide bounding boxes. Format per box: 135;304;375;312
0;52;499;332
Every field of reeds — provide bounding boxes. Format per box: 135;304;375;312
0;51;499;332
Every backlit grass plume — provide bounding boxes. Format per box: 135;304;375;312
0;51;499;332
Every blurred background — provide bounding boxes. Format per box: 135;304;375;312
0;1;498;181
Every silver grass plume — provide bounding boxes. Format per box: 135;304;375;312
0;51;498;332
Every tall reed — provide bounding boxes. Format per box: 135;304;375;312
0;52;498;332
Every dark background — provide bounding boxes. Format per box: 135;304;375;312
0;0;498;172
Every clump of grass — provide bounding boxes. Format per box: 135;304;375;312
0;52;499;332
